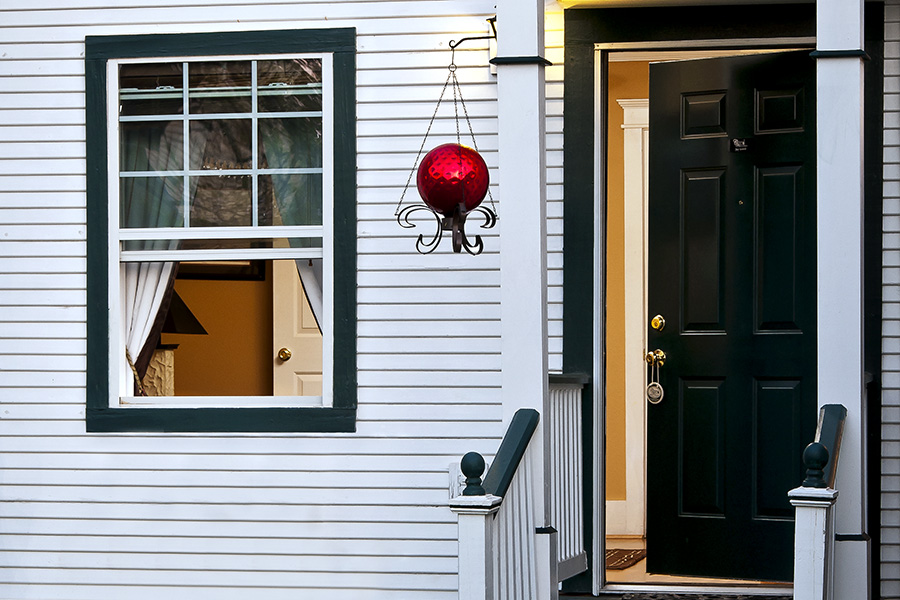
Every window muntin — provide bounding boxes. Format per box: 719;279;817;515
107;56;333;409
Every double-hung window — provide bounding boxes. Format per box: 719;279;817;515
85;29;357;432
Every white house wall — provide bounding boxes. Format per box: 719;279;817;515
885;4;900;599
0;1;563;598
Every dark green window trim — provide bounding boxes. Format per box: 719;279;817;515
85;28;357;433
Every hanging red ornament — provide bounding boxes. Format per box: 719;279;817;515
395;38;498;255
416;143;489;217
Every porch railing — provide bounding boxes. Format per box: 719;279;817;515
450;376;588;599
548;375;588;580
788;404;847;600
450;408;546;599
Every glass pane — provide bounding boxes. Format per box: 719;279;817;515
133;259;324;398
189;120;252;171
188;61;252;114
120;121;184;172
120;176;184;228
258;118;323;169
189;174;252;227
258;59;323;113
119;62;184;117
258;174;323;226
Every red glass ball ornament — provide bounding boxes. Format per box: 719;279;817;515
416;143;489;216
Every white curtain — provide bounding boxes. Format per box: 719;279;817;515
123;262;175;376
119;119;197;391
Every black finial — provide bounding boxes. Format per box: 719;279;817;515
802;442;830;488
460;451;486;496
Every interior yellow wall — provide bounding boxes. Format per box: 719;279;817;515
162;265;274;396
606;61;650;501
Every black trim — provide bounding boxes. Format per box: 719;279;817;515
489;56;553;66
810;49;870;59
862;12;884;600
836;533;872;542
84;28;357;433
549;372;591;385
87;407;357;433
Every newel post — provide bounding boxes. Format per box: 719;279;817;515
450;452;501;600
789;442;839;600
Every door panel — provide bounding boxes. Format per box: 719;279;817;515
755;166;802;331
646;51;816;582
681;169;725;331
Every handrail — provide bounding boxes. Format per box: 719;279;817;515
481;408;540;498
815;404;847;488
801;404;848;488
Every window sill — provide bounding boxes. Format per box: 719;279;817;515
119;395;326;408
86;406;356;433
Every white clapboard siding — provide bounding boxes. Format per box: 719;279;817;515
0;2;571;599
887;4;900;599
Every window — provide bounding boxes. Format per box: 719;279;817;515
85;29;357;432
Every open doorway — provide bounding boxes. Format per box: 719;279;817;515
603;49;815;589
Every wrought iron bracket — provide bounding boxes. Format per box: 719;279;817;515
448;16;497;50
397;202;497;255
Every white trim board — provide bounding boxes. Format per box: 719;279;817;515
605;98;649;539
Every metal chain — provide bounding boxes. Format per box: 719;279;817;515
395;44;497;216
394;67;455;217
452;69;497;213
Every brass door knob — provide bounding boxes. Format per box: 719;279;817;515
645;349;666;367
277;347;292;361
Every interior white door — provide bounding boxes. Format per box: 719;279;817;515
272;259;323;396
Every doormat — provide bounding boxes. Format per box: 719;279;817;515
605;549;647;570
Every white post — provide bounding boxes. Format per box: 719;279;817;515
789;487;839;600
450;495;502;600
495;0;553;597
815;1;870;598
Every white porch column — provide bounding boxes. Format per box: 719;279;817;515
495;0;553;597
815;0;870;598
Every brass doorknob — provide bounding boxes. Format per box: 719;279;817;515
645;349;666;367
650;314;666;331
277;347;292;361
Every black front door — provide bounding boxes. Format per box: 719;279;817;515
645;51;817;582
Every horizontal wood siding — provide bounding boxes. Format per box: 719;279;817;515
887;4;900;598
0;1;566;597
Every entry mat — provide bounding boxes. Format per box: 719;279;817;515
605;549;647;570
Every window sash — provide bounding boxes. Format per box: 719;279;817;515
106;53;335;409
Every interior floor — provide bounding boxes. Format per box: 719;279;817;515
605;536;772;586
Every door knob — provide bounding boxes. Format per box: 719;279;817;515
650;314;666;331
645;349;666;367
277;347;292;361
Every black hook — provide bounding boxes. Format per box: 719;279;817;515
448;16;497;50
